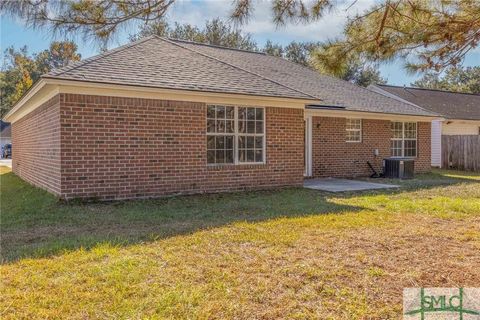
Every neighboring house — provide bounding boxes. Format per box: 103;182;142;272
369;84;480;167
0;120;12;158
4;36;438;200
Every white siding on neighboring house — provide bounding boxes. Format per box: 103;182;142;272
442;121;480;135
431;120;442;167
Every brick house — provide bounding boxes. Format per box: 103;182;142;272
4;36;438;200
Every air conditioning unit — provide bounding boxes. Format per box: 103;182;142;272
383;158;415;179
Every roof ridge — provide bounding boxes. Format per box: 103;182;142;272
166;37;267;55
377;84;480;96
43;36;157;78
158;36;320;100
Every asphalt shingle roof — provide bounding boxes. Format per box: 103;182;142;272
45;37;314;100
375;84;480;120
44;36;435;117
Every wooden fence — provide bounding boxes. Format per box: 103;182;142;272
441;135;480;172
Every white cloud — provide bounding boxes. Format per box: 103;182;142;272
165;0;376;45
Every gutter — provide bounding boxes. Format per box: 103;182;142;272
305;106;443;121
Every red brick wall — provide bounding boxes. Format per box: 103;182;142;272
311;117;431;178
11;93;433;200
11;95;61;195
59;94;305;200
416;122;432;172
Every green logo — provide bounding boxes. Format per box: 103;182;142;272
404;288;480;320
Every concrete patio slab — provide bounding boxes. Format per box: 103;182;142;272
304;178;399;192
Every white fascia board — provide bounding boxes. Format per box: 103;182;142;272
5;78;323;123
3;80;60;123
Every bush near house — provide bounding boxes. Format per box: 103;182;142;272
1;166;479;319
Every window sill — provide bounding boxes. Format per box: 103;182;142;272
388;156;417;159
207;162;267;170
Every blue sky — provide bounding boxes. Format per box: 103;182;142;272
1;0;479;85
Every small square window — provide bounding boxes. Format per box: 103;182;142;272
346;119;362;142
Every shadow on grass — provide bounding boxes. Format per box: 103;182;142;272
1;170;363;263
1;168;478;263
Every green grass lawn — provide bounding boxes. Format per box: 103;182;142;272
1;166;479;319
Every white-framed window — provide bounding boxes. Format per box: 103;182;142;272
206;105;265;165
391;122;417;157
206;105;235;164
346;118;362;142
